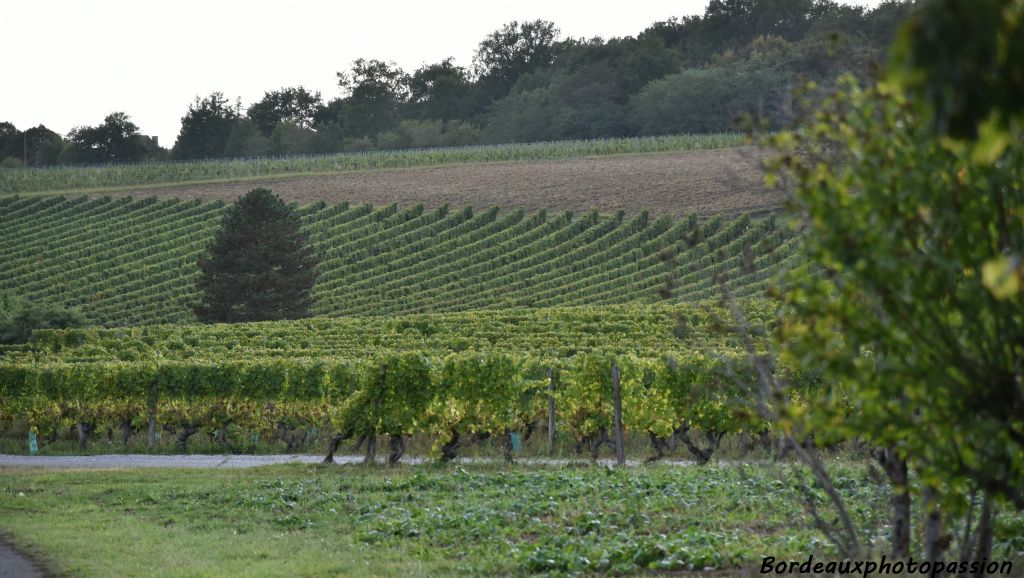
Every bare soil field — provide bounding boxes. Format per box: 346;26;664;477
100;148;779;215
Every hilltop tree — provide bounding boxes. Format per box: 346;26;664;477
0;122;20;164
473;20;561;101
172;92;241;160
21;125;64;166
65;112;147;163
247;86;323;136
335;59;409;138
407;58;475;122
194;188;319;323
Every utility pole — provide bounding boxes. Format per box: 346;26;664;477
23;133;28;166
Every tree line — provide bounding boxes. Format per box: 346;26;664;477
0;0;911;167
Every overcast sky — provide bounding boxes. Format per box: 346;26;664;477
3;0;884;146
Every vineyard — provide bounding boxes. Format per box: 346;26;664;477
0;301;801;462
0;195;800;327
0;134;745;194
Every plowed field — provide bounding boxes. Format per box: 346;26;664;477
95;148;777;215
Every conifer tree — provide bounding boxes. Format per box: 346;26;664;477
194;188;319;323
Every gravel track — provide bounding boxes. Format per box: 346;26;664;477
0;541;44;578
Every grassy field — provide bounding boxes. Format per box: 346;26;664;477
0;461;887;577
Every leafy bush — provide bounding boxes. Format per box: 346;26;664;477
0;294;85;345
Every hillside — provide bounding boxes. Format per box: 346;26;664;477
0;196;799;326
1;137;778;217
95;148;776;217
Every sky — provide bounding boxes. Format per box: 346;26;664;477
3;0;885;146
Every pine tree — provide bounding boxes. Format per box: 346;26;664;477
194;188;319;323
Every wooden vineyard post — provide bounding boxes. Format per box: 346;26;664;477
147;380;158;450
547;368;556;455
612;362;625;466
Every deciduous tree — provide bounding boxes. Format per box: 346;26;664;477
247;86;323;136
66;112;147;163
172;92;241;160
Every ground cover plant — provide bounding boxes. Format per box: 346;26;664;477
0;462;904;577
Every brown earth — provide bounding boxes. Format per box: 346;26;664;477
102;148;780;216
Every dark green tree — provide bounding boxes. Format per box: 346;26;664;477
473;20;561;101
247;86;323;136
20;125;64;166
335;59;409;138
171;92;241;160
0;122;21;164
194;188;319;323
407;58;475;122
65;112;147;163
889;0;1024;140
0;294;85;345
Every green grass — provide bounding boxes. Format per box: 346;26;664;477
0;462;884;577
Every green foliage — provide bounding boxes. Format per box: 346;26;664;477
64;112;147;164
407;58;474;122
0;464;913;576
222;119;270;157
334;353;433;438
0;300;791;450
0;350;786;455
473;20;561;101
246;86;322;136
6;301;778;364
194;189;319;323
0;122;20;163
0;197;791;325
770;77;1024;507
888;0;1024;140
333;59;410;138
17;125;64;167
436;352;541;440
0;294;85;345
630;67;787;134
5;2;911;167
171;92;241;160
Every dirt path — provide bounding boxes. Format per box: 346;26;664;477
0;454;693;469
96;148;777;216
0;541;44;578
